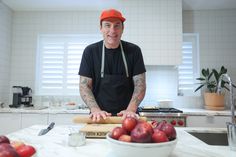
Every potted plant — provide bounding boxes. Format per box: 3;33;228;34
195;66;236;109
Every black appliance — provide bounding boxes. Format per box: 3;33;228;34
9;86;34;108
138;107;183;113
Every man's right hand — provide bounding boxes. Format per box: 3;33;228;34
89;108;112;122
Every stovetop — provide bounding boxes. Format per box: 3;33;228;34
138;107;183;113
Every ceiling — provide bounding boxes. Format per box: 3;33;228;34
1;0;120;11
182;0;236;10
2;0;236;11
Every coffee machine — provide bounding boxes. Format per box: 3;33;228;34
9;86;34;108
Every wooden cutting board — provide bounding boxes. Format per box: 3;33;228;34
80;124;121;138
73;115;147;138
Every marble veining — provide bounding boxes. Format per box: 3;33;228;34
7;125;236;157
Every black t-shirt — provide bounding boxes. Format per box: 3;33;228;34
79;40;146;95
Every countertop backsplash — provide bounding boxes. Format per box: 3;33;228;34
32;95;86;109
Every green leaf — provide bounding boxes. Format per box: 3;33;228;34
220;66;227;74
223;85;229;91
196;78;205;81
233;84;236;88
202;69;208;77
194;84;204;92
207;71;214;80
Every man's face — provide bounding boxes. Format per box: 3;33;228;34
100;18;124;48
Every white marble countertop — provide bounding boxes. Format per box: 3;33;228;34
0;107;90;114
180;108;236;116
0;107;235;116
7;125;235;157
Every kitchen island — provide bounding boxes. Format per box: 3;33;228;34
7;125;235;157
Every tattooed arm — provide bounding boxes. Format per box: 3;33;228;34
117;73;146;118
79;76;111;121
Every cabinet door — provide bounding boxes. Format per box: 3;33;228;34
0;113;21;134
48;113;79;125
187;116;231;127
21;113;48;129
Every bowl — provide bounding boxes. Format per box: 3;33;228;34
106;133;177;157
65;102;79;110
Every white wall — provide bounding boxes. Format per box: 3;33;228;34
0;2;12;105
183;9;236;108
121;0;182;65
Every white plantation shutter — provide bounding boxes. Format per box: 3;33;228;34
36;34;101;95
178;34;200;96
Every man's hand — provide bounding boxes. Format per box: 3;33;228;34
89;108;112;122
117;110;139;120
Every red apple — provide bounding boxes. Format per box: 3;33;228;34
111;127;127;140
152;129;169;143
160;123;176;140
0;150;19;157
122;117;137;132
137;121;154;134
155;120;166;130
10;141;25;150
130;122;153;143
0;135;10;144
0;143;19;157
118;134;132;142
16;145;36;157
151;120;158;128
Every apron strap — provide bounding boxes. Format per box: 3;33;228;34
101;42;105;78
120;41;129;77
101;41;129;78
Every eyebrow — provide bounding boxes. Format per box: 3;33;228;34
103;21;122;25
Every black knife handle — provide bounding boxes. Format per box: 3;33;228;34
48;122;55;130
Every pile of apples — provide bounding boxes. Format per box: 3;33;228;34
110;117;176;143
0;135;36;157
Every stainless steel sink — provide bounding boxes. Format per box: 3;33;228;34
188;132;228;146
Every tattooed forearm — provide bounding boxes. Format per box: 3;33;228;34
79;76;100;110
127;73;146;111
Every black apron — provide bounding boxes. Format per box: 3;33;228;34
95;41;134;115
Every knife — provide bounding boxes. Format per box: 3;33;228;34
38;122;55;136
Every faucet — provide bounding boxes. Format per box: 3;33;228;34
0;102;4;108
217;73;235;124
218;73;236;151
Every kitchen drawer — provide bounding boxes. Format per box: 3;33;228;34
186;115;231;128
0;113;21;134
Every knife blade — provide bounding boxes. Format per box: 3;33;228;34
38;122;55;136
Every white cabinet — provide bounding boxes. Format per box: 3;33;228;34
48;113;78;125
21;113;48;129
0;112;86;134
0;113;21;134
187;116;231;128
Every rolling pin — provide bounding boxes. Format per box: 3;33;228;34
73;115;147;124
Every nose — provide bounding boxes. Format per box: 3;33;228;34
109;25;117;32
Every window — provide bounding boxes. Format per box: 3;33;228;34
35;34;101;95
178;33;200;96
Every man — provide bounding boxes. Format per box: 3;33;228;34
79;9;146;122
